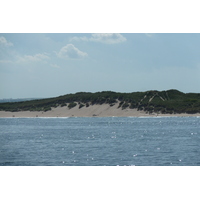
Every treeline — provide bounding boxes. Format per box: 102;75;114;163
0;89;200;114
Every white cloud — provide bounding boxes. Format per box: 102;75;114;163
70;33;127;44
17;53;50;63
0;36;13;47
70;36;89;42
90;33;127;44
57;44;88;59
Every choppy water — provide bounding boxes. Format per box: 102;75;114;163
0;117;200;166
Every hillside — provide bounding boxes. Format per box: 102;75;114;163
0;89;200;114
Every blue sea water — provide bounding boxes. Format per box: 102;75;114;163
0;117;200;166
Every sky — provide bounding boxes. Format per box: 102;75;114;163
1;33;200;99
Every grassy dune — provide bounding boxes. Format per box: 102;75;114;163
0;89;200;114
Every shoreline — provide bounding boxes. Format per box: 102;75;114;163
0;103;200;118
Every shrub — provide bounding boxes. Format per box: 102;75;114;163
61;103;66;107
118;101;124;108
122;102;129;110
129;103;137;109
68;102;77;109
86;103;89;107
79;104;85;109
43;107;51;112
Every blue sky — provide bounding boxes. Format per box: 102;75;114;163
1;33;200;98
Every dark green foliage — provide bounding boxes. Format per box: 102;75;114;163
68;102;77;109
43;106;51;112
61;103;67;107
0;89;200;114
118;101;124;108
122;102;129;110
79;103;85;109
86;102;89;107
129;102;137;109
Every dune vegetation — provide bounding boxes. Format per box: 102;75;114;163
0;89;200;114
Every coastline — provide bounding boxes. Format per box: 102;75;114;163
0;103;199;118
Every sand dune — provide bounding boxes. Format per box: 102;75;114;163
0;102;200;118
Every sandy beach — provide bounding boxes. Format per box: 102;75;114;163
0;103;199;118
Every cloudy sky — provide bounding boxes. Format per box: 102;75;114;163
1;33;200;98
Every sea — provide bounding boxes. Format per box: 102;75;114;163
0;116;200;166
